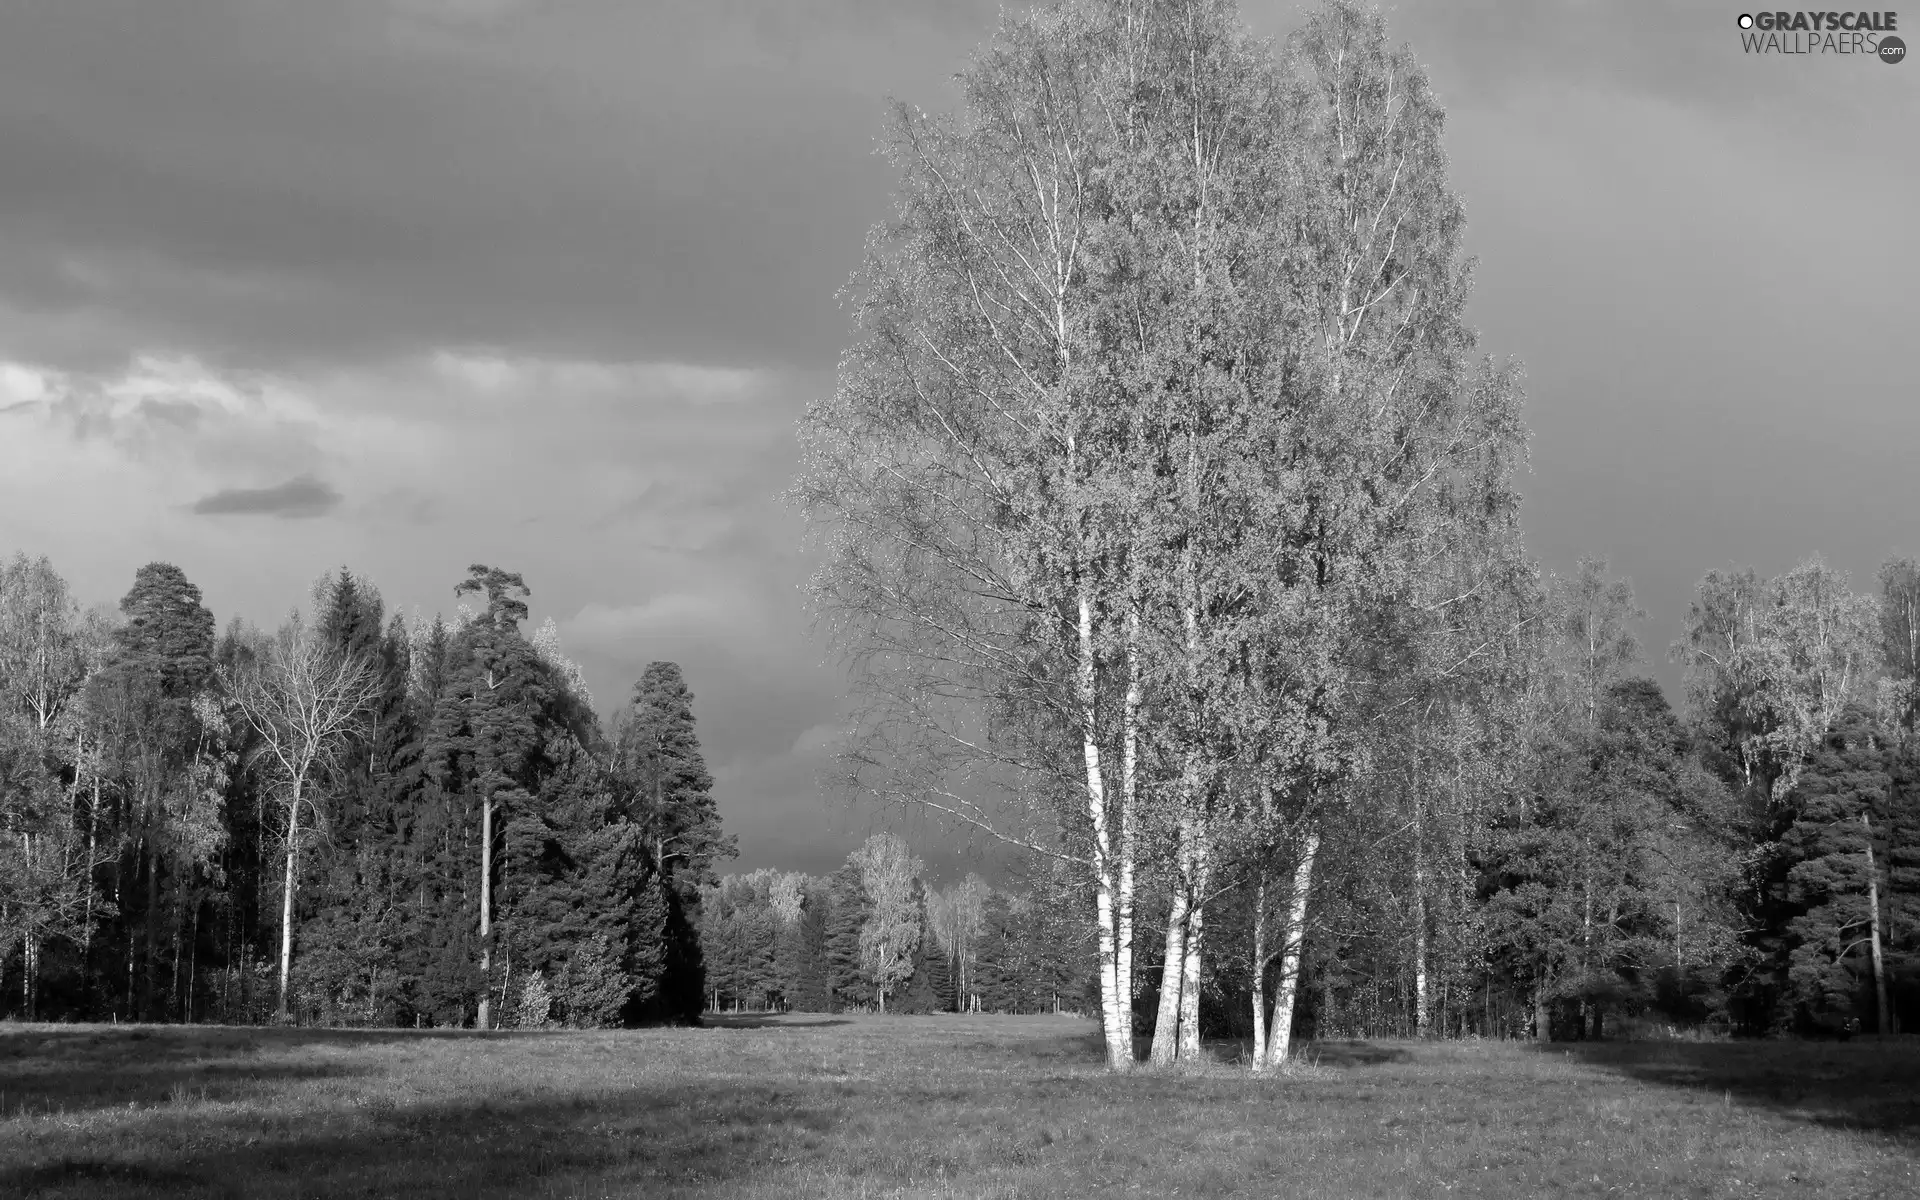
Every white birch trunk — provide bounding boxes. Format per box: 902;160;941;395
1414;893;1429;1037
1114;602;1141;1064
277;778;301;1022
1264;832;1318;1069
1177;828;1209;1062
1077;586;1131;1070
1865;811;1890;1035
1149;849;1191;1066
1414;787;1429;1037
1250;869;1269;1068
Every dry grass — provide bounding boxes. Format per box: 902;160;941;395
1;1014;1917;1198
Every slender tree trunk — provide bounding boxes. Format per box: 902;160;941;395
1115;602;1141;1063
1265;832;1319;1069
1149;832;1192;1066
1674;900;1683;971
122;846;136;1017
1865;811;1890;1036
1534;971;1551;1044
1250;868;1269;1069
1414;782;1429;1037
1177;835;1208;1062
82;769;100;973
187;902;199;1025
278;781;301;1023
144;843;160;1020
498;942;511;1029
1076;581;1131;1071
1414;898;1428;1037
477;796;493;1031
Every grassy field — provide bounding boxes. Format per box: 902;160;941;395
1;1015;1917;1199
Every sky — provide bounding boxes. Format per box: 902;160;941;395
0;0;1914;879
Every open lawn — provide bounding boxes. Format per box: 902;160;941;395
1;1015;1916;1199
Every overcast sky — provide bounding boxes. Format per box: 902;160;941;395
0;0;1913;878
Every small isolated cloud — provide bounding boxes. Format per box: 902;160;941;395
191;475;342;519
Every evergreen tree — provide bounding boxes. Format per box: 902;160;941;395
94;562;218;1020
613;663;735;884
974;892;1026;1013
922;927;954;1013
1769;705;1894;1035
825;860;870;1010
302;569;392;1018
788;877;833;1012
612;662;735;1022
894;883;942;1014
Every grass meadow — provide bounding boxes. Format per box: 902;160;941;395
1;1014;1917;1199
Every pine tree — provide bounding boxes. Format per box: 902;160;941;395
95;562;218;1020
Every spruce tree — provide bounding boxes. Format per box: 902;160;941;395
613;662;736;1022
825;860;870;1010
1773;705;1893;1035
789;877;834;1011
303;569;392;1015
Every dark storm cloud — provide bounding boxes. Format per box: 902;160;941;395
5;0;1914;877
190;475;342;519
0;0;1003;373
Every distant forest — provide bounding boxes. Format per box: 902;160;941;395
697;842;1090;1017
0;556;731;1029
5;551;1920;1043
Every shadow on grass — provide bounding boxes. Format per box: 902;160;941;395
1183;1038;1410;1069
1550;1038;1920;1143
700;1014;852;1030
0;1079;840;1199
1301;1040;1412;1067
0;1025;571;1119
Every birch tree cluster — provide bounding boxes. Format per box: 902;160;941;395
0;554;734;1028
794;0;1920;1066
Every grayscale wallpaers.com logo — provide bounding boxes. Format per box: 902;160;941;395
1737;11;1905;59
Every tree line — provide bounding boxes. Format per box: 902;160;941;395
698;834;1091;1015
0;555;733;1027
791;0;1919;1068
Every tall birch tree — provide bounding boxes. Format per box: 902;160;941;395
798;0;1528;1069
222;615;380;1022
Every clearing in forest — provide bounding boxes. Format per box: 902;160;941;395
1;1014;1916;1199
